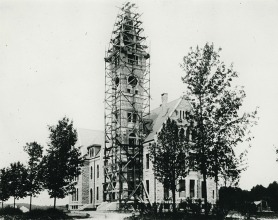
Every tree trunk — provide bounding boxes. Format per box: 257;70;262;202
14;197;15;209
30;194;32;212
215;179;219;202
202;171;208;216
54;197;56;210
2;200;3;209
172;185;176;213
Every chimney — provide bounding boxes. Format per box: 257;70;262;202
161;93;168;114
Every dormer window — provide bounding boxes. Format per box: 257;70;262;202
88;148;94;157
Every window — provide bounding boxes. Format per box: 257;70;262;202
191;129;196;142
146;180;149;194
146;154;149;169
115;76;119;87
190;180;195;198
202;181;205;198
127;88;131;93
180;110;182;119
88;148;94;157
72;188;76;201
164;186;169;200
127;54;138;65
90;189;93;204
97;187;99;200
132;114;136;123
128;112;132;122
183;111;185;119
179;179;186;197
129;133;136;145
91;166;93;179
97;165;99;178
127;112;137;123
186;127;190;140
127;75;138;87
185;111;189;119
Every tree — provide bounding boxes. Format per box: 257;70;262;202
23;141;44;211
266;181;278;211
41;117;84;209
7;162;28;208
181;43;257;214
0;168;10;208
149;118;188;212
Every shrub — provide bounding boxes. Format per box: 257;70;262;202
25;208;71;219
0;206;23;215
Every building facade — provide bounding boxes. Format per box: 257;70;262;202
142;94;216;205
69;3;216;211
69;95;216;210
69;129;104;210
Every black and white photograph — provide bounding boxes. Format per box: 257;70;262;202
1;0;278;219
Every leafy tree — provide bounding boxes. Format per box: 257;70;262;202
266;181;278;211
250;184;267;201
23;141;44;211
0;168;10;208
7;162;28;208
181;43;257;214
149;118;188;212
41;117;84;209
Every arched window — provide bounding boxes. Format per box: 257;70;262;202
129;133;136;145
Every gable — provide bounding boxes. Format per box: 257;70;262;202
144;95;192;142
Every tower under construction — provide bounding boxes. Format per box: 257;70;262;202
104;3;150;208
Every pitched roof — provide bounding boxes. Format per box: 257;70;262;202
75;128;104;155
144;97;181;142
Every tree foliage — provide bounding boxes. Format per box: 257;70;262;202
23;141;44;211
180;43;257;212
41;117;84;208
0;168;10;207
7;162;28;208
149;118;188;212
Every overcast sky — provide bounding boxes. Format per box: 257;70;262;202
1;0;278;206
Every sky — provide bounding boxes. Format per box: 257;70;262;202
1;0;278;206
